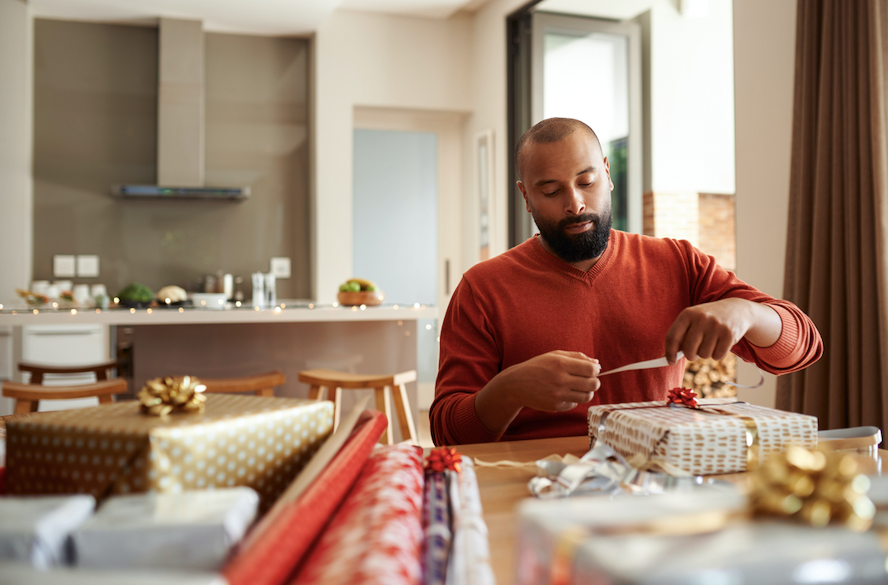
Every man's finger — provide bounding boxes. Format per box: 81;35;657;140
665;315;691;364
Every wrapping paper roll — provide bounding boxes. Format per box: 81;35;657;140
223;409;388;585
290;443;425;585
447;458;495;585
422;471;452;585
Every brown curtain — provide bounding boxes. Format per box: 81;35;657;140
777;0;888;435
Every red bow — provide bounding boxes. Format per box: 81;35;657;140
424;446;463;473
667;387;699;408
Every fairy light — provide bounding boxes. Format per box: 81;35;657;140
360;305;367;310
165;298;171;304
32;309;38;314
308;303;314;309
130;308;136;314
235;301;242;307
393;304;399;309
274;306;281;313
351;306;358;312
70;309;77;315
147;308;153;314
254;306;261;311
332;302;339;308
414;303;420;309
52;302;58;308
178;307;184;313
280;303;286;309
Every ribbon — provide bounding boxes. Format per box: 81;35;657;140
425;447;463;473
748;445;876;531
599;350;766;389
138;375;207;416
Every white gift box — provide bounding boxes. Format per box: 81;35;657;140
0;495;96;569
71;487;259;571
517;489;888;585
0;562;228;585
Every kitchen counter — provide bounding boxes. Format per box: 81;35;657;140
0;302;438;430
0;301;437;326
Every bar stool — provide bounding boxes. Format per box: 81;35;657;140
298;369;418;445
2;378;128;415
200;370;286;397
19;360;119;384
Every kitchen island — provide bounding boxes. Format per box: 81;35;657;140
0;302;437;438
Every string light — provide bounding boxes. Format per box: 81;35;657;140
70;309;77;315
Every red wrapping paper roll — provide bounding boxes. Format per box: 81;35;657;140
289;443;425;585
223;410;388;585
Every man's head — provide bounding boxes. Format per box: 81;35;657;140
516;118;614;267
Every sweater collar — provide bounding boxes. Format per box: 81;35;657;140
527;231;618;281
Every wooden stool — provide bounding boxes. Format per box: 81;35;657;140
298;369;418;445
2;378;128;415
200;371;286;397
19;360;119;384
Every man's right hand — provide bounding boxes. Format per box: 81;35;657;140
473;350;600;434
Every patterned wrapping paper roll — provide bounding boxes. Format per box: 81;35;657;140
447;458;495;585
223;410;388;585
422;471;452;585
289;443;425;585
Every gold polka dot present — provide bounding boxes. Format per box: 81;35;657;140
4;395;334;512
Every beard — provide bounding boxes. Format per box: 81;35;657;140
532;209;612;264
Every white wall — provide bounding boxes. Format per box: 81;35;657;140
733;0;797;406
0;0;33;302
313;10;474;303
648;0;735;194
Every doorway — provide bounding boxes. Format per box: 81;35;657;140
352;107;465;410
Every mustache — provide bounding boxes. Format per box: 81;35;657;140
558;214;599;229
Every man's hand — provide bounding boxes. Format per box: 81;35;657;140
474;350;600;434
665;298;782;364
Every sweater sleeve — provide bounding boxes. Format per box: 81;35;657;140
429;278;505;446
682;240;823;375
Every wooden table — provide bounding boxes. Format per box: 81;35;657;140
458;436;886;585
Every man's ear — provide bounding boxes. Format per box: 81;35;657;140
603;156;614;192
518;181;531;213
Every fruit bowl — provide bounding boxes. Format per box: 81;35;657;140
337;290;384;306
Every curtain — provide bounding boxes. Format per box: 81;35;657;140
777;0;888;434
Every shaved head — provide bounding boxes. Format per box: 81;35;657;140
516;118;603;182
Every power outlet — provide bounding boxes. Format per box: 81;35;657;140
77;255;100;277
270;257;291;279
53;255;76;278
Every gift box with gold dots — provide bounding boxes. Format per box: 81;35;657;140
4;394;333;512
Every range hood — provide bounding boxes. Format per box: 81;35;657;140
113;18;250;201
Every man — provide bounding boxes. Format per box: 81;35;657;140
430;117;822;446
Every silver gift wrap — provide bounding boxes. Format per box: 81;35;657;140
71;487;259;571
517;490;888;585
0;495;96;569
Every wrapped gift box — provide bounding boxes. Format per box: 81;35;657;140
72;487;258;570
5;394;333;511
0;495;95;568
517;490;888;585
587;397;817;475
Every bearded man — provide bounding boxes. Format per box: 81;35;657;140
430;117;822;446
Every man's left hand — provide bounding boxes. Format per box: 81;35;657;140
664;298;781;365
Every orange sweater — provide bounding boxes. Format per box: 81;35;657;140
430;232;823;446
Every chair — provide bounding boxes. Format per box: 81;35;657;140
200;370;286;397
2;378;128;415
298;368;418;445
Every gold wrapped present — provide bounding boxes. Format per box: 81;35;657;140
587;397;818;475
5;395;333;511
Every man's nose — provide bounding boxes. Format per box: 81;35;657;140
565;188;585;215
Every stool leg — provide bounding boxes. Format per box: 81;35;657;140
392;383;418;444
14;399;36;415
256;388;274;397
333;387;343;431
307;384;324;401
98;395;114;405
374;386;394;445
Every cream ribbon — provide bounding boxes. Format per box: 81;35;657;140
599;350;765;389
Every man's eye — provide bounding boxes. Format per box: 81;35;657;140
542;189;559;197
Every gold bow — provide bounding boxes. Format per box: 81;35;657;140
748;444;876;531
138;375;207;416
